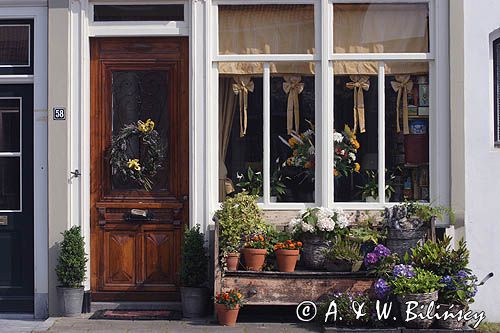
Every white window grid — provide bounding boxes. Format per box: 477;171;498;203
0;24;31;69
209;0;445;212
0;96;22;213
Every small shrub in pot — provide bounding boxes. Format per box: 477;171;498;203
55;226;87;317
323;237;363;272
180;225;208;318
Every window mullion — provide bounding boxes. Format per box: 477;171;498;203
263;63;271;205
378;62;386;204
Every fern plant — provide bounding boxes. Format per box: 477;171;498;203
56;226;87;288
180;225;208;287
324;237;363;264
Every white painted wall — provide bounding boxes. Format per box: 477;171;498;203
454;0;500;322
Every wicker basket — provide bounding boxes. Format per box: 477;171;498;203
397;291;438;329
301;235;329;270
387;227;427;259
436;304;467;329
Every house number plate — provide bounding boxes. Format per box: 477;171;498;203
53;107;66;120
0;216;8;226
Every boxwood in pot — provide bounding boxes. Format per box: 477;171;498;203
56;226;88;317
180;224;209;318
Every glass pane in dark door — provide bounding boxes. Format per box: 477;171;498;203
0;157;20;210
0;99;20;152
111;70;169;191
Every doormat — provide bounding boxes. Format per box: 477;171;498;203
89;309;182;320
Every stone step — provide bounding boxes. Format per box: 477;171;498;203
90;301;181;313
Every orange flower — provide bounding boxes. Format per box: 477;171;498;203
252;235;259;241
285;240;292;244
334;169;340;177
304;162;312;169
289;243;295;249
354;162;361;173
288;137;297;147
297;241;303;247
352;139;360;149
259;235;264;241
237;293;242;299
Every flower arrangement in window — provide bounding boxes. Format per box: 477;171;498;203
279;122;315;180
110;119;165;191
334;124;361;177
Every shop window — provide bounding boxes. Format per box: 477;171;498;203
333;3;429;53
93;5;184;22
0;20;33;75
494;38;500;146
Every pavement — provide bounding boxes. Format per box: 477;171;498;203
0;313;322;333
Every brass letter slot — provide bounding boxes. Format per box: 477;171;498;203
0;216;8;226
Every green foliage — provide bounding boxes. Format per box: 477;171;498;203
368;253;400;279
215;192;267;255
405;201;456;224
56;226;87;288
357;170;396;200
317;292;372;327
390;267;443;295
349;223;385;245
235;166;263;197
180;225;208;287
411;236;470;276
324;237;363;264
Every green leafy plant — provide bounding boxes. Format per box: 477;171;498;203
349;222;385;245
235;166;263;197
404;201;456;225
439;271;478;306
56;226;88;288
411;236;470;276
215;289;244;309
215;192;267;256
317;292;372;327
180;225;208;287
357;170;395;200
389;267;443;295
270;166;287;199
324;237;363;264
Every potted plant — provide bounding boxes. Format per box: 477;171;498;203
323;237;363;272
318;291;373;330
389;266;443;329
180;225;208;318
357;170;395;202
274;239;302;272
384;201;454;258
235;166;263;198
215;192;267;271
410;237;477;329
270;165;287;202
215;289;244;326
288;207;349;270
241;232;269;271
55;226;88;317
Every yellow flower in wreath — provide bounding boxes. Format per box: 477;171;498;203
352;139;360;150
138;118;155;133
127;159;141;171
354;162;361;173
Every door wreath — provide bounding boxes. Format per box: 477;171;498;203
110;119;166;191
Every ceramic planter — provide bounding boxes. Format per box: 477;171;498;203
57;286;84;317
435;303;467;329
276;249;299;272
397;291;438;329
180;287;209;318
241;248;267;271
225;252;240;271
216;303;240;326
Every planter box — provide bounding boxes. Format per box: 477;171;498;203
402;326;474;333
323;328;401;333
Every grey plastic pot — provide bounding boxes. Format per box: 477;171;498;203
57;286;84;317
181;287;209;318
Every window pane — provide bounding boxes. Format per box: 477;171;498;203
219;63;263;201
333;4;429;53
111;70;169;191
494;39;500;145
219;5;315;55
94;5;184;22
0;24;30;65
333;62;378;202
271;63;315;203
0;157;20;210
0;99;20;153
385;63;430;202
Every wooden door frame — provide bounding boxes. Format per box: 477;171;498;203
89;37;189;301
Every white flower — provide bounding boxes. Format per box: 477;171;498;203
340;150;345;155
333;132;343;143
303;129;314;137
349;152;356;161
316;216;336;232
236;172;243;180
308;146;315;155
301;221;315;233
288;217;301;231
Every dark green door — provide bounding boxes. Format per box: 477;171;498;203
0;85;33;312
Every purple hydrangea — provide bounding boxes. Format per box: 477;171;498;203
364;253;379;267
467;284;478;298
393;264;415;278
373;244;391;258
456;270;469;279
374;278;391;299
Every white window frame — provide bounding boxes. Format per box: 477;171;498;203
0;96;22;213
210;0;450;219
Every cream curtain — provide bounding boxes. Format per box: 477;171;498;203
219;78;238;201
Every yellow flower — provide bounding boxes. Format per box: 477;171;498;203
354;162;361;173
288;137;297;147
127;159;141;171
352;139;360;149
137;119;155;133
334;169;339;177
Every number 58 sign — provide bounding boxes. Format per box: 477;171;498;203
53;107;66;120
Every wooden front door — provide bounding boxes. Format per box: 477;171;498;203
90;37;188;301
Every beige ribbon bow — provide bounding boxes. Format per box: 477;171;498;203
391;75;414;135
232;76;255;137
283;75;305;134
346;75;370;134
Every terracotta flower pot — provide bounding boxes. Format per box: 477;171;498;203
225;252;240;271
276;249;299;272
216;303;240;326
241;248;267;271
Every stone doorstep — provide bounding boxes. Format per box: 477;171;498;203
323;327;475;333
90;301;182;312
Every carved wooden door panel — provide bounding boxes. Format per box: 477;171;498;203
90;37;188;301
